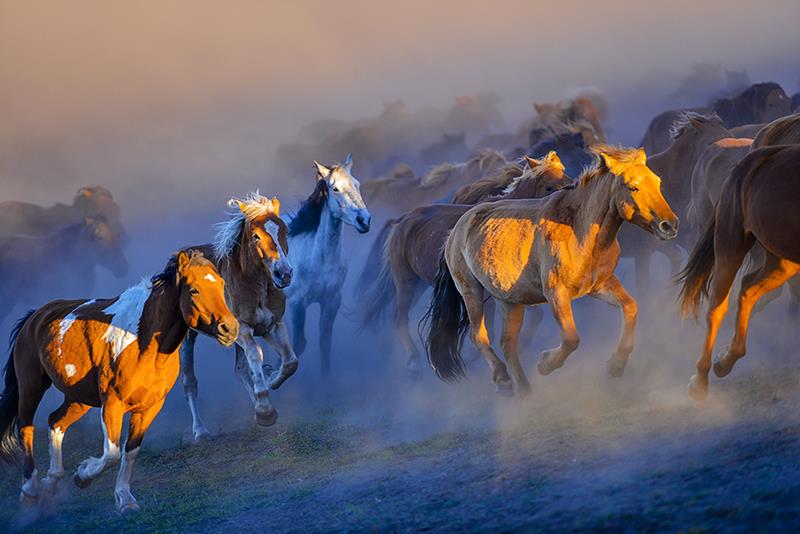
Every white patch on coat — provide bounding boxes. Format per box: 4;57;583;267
57;299;96;357
48;427;65;476
64;364;76;378
204;273;217;283
102;282;151;361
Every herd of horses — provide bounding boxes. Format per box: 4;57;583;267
0;80;798;514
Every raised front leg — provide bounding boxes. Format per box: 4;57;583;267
538;285;580;376
75;401;123;487
290;300;308;356
178;329;211;442
263;320;299;390
115;399;165;514
591;276;638;377
234;326;278;426
319;293;342;376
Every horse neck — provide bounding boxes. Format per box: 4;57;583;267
312;202;343;259
139;284;188;356
566;175;623;249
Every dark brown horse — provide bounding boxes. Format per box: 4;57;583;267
0;251;237;513
679;145;800;401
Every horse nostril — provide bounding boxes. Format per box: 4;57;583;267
219;322;231;335
659;220;673;233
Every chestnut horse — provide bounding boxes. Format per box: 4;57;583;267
358;153;573;378
679;145;800;401
179;193;296;440
423;146;678;395
0;250;238;513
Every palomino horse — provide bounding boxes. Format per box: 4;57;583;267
179;193;295;439
0;250;238;513
423;146;678;395
285;154;371;375
617;112;731;301
0;186;128;245
358;153;573;379
640;82;790;155
679;145;800;401
0;216;129;326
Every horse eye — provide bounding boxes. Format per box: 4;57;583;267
628;186;639;193
189;287;200;296
332;186;340;192
253;234;260;241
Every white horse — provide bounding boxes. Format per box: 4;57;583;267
284;154;371;374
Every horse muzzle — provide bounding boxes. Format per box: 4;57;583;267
272;265;293;288
215;319;239;347
355;211;371;234
652;218;679;240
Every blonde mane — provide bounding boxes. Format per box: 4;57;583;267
502;153;565;195
420;148;506;189
578;145;642;187
213;191;280;261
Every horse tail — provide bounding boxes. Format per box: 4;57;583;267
420;252;469;382
357;223;398;330
0;310;34;463
354;217;398;301
677;220;716;319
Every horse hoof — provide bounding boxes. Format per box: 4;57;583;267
255;407;279;427
269;359;299;390
119;502;141;514
606;359;626;378
537;359;554;376
688;374;709;402
73;472;92;489
712;355;733;378
495;382;514;397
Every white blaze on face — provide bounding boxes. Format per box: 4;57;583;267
57;299;96;357
102;282;151;361
64;364;76;378
204;273;217;283
264;220;287;263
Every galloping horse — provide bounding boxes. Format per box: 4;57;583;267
423;146;678;395
179;193;296;439
285;154;371;375
358;153;573;378
0;186;128;245
679;145;800;401
0;216;129;325
0;250;238;513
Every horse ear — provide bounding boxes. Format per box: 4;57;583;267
343;153;353;171
78;187;94;198
236;200;247;213
600;152;627;175
636;148;647;165
270;197;281;214
314;161;331;179
524;156;541;169
544;151;562;166
177;251;191;272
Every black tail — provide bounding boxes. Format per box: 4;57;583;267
354;217;398;301
677;219;716;319
0;310;34;464
420;253;469;382
357;224;397;330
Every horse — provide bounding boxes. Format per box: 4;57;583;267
357;153;573;378
422;146;677;395
641;82;791;155
752;113;800;148
178;193;295;440
617;112;731;301
420;132;470;166
678;145;800;401
0;216;129;326
0;186;128;245
285;154;371;375
0;250;238;513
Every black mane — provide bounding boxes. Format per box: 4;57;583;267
151;254;179;290
287;180;328;237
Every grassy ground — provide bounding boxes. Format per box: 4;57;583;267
1;361;799;533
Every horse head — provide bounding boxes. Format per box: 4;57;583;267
314;153;371;233
230;195;292;288
79;215;129;278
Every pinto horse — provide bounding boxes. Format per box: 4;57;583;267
285;154;370;375
679;145;800;401
0;250;238;513
423;146;678;395
179;193;296;439
358;153;573;378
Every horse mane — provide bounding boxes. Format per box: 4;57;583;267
502;155;565;195
420;148;505;189
213;192;281;260
287;179;328;237
578;145;641;187
669;111;724;140
151;249;206;290
420;162;463;188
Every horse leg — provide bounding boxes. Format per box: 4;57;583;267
483;298;496;349
459;284;513;394
263;320;299;390
538;285;580;375
319;293;341;376
42;401;91;489
591;276;638;377
234;327;277;427
394;276;422;380
75;400;123;487
498;301;529;396
713;255;800;378
178;330;210;442
290;300;308;356
17;373;50;502
115;399;164;514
